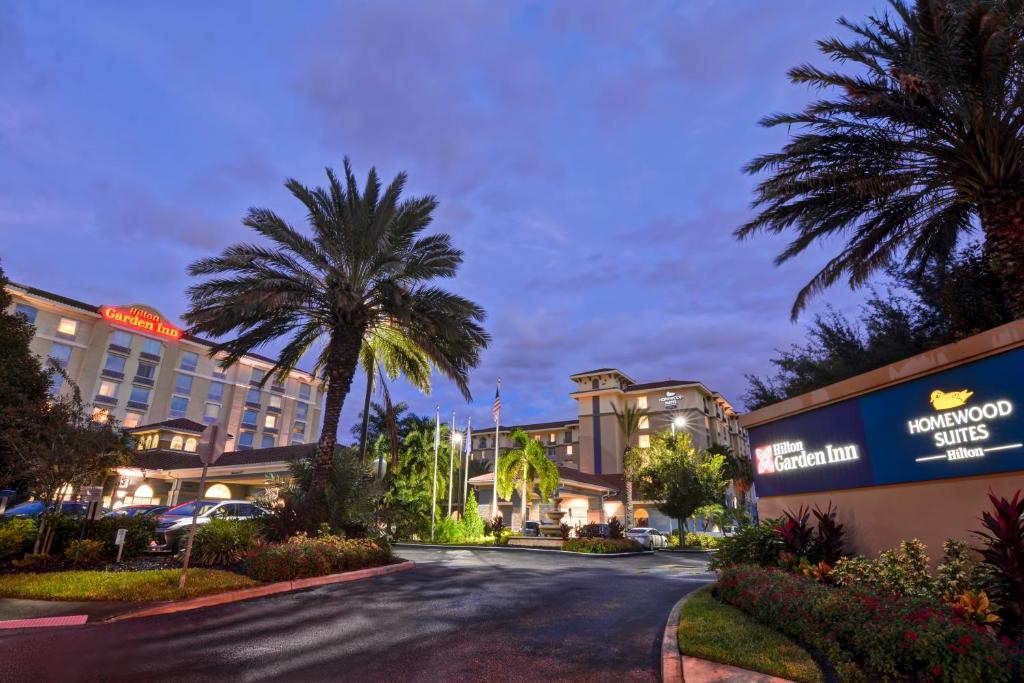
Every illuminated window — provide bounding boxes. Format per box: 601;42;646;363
548;432;556;443
170;435;184;450
292;421;306;435
566;445;573;455
104;354;126;374
261;434;275;449
207;381;224;401
14;304;37;324
141;338;161;357
206;483;231;499
184;437;198;453
246;388;261;405
268;394;282;410
147;433;158;449
295;402;309;420
638;416;650;429
91;407;110;423
123;412;143;428
299;383;311;401
635;509;649;526
264;414;278;430
98;380;119;398
57;317;78;338
636;396;648;410
129;386;151;405
237;431;254;449
241;409;258;427
169;395;189;418
203;402;220;424
111;330;132;348
133;484;154;500
179;351;199;372
638;435;651;448
174;373;193;395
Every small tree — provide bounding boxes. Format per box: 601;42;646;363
462;489;485;540
497;429;560;530
612;402;649;528
636;432;728;533
711;444;753;510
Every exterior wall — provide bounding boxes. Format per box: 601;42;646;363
469;422;579;469
6;285;325;451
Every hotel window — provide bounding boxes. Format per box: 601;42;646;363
170;435;184;450
57;317;78;339
123;411;143;428
203;402;220;424
264;413;278;430
136;362;156;381
261;434;275;449
104;353;127;375
636;396;648;410
548;432;556;444
169;396;189;419
14;304;37;324
110;330;132;349
566;445;573;455
238;431;254;449
207;381;224;402
295;401;309;420
246;388;261;405
212;368;226;380
174;373;193;396
564;430;572;443
49;342;73;368
299;383;311;401
129;386;151;406
292;421;306;436
179;351;199;372
184;437;198;453
638;435;651;448
250;367;266;385
638;416;650;429
97;380;119;399
91;407;110;423
268;394;282;411
141;338;162;357
241;408;258;428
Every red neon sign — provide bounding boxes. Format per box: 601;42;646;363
100;305;182;341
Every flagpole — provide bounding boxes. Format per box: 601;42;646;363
430;405;440;540
447;411;456;517
491;378;501;520
462;416;471;513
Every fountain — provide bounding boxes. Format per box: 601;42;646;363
507;504;567;548
537;508;567;538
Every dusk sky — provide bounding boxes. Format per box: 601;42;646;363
1;1;886;437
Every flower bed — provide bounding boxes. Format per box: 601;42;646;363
717;565;1022;682
561;538;644;554
245;535;392;582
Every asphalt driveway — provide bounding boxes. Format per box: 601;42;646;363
0;547;712;682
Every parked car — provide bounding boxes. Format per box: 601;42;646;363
2;501;98;518
625;527;669;550
155;499;268;552
105;504;169;518
522;521;541;537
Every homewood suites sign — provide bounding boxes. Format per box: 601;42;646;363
749;347;1024;497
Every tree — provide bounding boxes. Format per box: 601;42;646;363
636;432;728;533
496;429;560;530
737;0;1024;319
709;444;753;510
612;402;649;528
380;422;451;539
462;489;485;540
184;160;490;523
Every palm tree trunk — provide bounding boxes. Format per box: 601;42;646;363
521;475;528;531
624;479;633;528
981;191;1024;318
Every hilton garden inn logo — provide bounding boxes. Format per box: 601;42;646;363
755;440;859;475
909;389;1020;463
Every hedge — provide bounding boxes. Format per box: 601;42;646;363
245;535;392;582
561;538;644;554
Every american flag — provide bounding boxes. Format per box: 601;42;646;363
492;379;501;425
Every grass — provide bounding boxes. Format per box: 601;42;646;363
678;586;822;683
0;569;259;602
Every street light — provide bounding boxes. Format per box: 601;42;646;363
671;416;687;436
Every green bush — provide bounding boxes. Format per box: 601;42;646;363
245;535;391;582
462;491;485;540
718;565;1021;682
0;518;37;562
63;539;105;564
191;518;265;566
48;514;156;559
434;515;465;544
709;520;783;570
684;532;723;550
562;538;644;553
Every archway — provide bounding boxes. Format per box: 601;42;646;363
205;483;231;499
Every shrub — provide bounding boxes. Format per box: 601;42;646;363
975;490;1024;633
776;505;814;557
575;522;605;539
434;515;465;544
562;538;643;554
48;515;156;560
0;518;37;562
462;491;485;540
833;539;935;598
485;516;504;544
245;535;391;582
607;517;625;539
63;539;105;564
811;502;845;564
710;520;784;570
191;518;265;566
718;565;1019;682
684;532;723;550
559;522;571;541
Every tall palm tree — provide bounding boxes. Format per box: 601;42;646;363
496;429;560;530
185;160;490;517
738;0;1024;319
612;402;648;528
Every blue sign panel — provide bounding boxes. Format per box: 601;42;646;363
749;347;1024;496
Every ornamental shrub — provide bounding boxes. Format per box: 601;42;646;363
191;518;265;566
434;515;465;544
684;532;723;550
48;515;156;560
562;538;643;554
833;539;935;598
245;535;391;582
607;517;625;539
462;491;485;540
717;565;1020;682
709;519;783;570
0;518;37;562
975;490;1024;633
63;538;105;564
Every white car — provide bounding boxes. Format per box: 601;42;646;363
626;527;668;549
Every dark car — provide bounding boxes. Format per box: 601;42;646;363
523;521;541;537
3;501;92;518
105;504;169;518
155;499;268;552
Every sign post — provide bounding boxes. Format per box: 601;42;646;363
114;528;128;563
73;486;105;566
0;489;14;516
178;425;227;593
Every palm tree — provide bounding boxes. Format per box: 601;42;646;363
612;402;648;528
709;444;752;511
496;429;560;530
737;0;1024;319
184;160;490;519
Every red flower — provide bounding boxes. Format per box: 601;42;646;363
904;630;919;642
931;666;941;677
958;635;973;647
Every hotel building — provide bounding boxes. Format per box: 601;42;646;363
5;282;325;506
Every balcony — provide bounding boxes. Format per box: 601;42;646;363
93;394;118;406
101;369;125;381
127;400;149;411
139;351;161;363
107;343;131;355
133;376;155;387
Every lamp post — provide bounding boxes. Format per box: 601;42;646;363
672;416;687;436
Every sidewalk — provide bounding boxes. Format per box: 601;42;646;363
0;597;131;625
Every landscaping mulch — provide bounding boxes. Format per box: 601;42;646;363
0;555;180;576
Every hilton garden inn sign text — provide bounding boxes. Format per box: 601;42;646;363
749;347;1024;497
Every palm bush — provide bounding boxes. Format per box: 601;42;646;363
739;0;1024;318
496;429;560;530
192;518;265;566
184;160;490;519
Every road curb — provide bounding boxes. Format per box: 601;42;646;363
661;590;692;683
105;560;415;623
395;543;653;557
